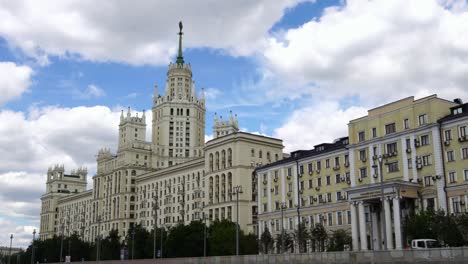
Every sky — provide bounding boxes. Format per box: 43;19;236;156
1;0;468;248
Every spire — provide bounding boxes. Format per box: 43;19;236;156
176;21;184;65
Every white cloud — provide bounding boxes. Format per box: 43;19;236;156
0;0;309;65
0;217;37;248
0;62;33;105
73;84;105;99
274;101;367;152
264;0;468;104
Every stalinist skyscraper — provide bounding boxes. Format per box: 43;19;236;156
152;21;206;168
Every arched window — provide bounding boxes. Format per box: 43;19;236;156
259;150;263;158
221;150;226;169
227;148;233;167
251;149;255;157
275;153;279;161
215;152;220;170
209;154;214;172
267;152;271;161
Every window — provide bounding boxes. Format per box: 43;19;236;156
386;142;397;154
451;197;460;214
274;185;279;195
360;168;367;178
300;165;304;174
347;211;351;224
335;157;340;166
424;176;433;186
308;163;313;173
263;203;267;213
263;188;267;197
328;212;333;226
326;176;331;185
335;174;341;184
422;155;432;166
408;158;412;169
325;159;330;168
358;131;365;142
447;151;455;162
336;191;342;200
445;130;452;141
385;123;396;134
418;114;428;126
259;150;263;158
462;148;468;159
317;178;322;187
387;162;399;173
327;193;332;202
251;149;255;157
449;172;456;183
309;196;314;205
337;212;343;225
421;135;429;146
287;167;292;176
300;181;304;191
359;149;366;161
460;126;467;137
404;118;409;129
464;170;468;181
308;179;313;189
372;127;377;138
288;183;292;192
317;161;322;170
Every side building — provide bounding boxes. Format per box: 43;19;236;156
256;95;468;252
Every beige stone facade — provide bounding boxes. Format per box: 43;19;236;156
39;26;284;242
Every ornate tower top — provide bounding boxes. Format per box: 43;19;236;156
176;21;184;65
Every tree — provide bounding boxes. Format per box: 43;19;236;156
165;221;205;257
311;223;328;252
260;228;274;254
275;232;293;253
208;219;237;256
403;210;437;241
240;233;259;255
327;229;352;251
127;224;151;259
100;229;121;260
293;222;310;253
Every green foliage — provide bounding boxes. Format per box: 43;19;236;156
100;229;121;260
260;228;274;254
165;221;205;257
293;222;310;253
311;223;328;252
404;210;467;247
275;232;293;253
208;219;237;256
240;233;258;255
327;229;352;251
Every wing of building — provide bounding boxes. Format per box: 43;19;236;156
255;95;468;252
39;23;284;241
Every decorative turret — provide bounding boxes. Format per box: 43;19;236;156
118;107;147;150
213;111;239;138
176;21;184;65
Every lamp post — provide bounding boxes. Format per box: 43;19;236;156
31;229;36;264
153;193;158;260
8;234;13;264
293;153;302;253
232;185;243;256
131;229;135;260
59;219;64;262
373;155;388;250
203;211;207;257
96;216;102;262
280;202;287;253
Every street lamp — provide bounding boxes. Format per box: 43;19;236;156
31;229;36;264
293;153;302;253
232;185;243;256
131;229;136;260
203;210;207;257
280;202;287;254
96;216;102;262
59;219;65;262
372;155;388;250
8;234;13;264
152;193;159;260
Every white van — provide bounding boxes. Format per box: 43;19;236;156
411;239;441;249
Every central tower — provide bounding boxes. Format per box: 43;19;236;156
152;22;206;168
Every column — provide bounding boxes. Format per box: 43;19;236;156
384;198;393;249
432;127;447;212
350;202;359;251
267;171;272;212
401;137;409;182
393;198;402;250
349;148;356;187
358;202;367;250
371;210;381;250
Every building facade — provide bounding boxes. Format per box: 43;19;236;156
256;95;468;252
39;23;284;241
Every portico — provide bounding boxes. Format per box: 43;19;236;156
346;180;419;251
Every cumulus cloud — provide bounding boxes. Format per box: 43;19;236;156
0;0;309;65
0;217;37;249
73;84;106;99
0;62;33;105
264;0;468;104
274;101;367;152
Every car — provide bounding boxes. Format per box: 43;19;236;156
411;239;441;249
